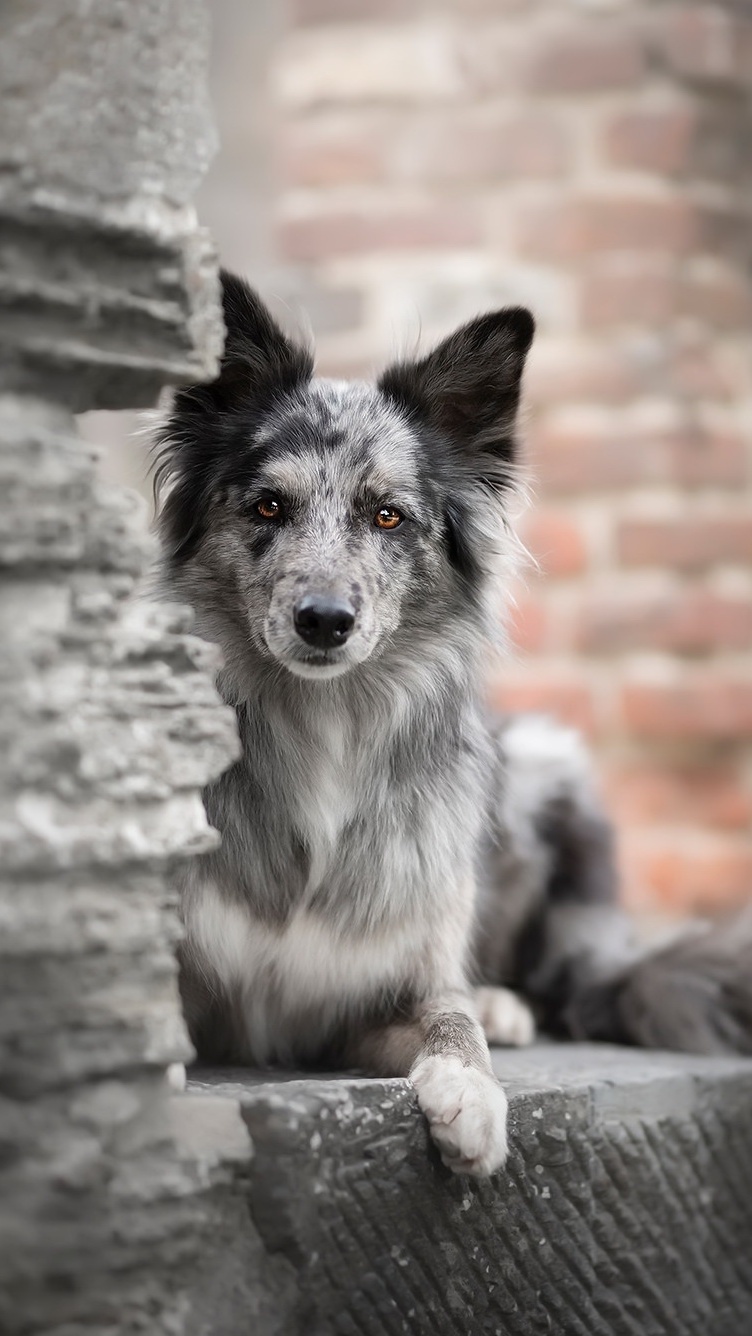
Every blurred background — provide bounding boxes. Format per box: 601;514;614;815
81;0;752;926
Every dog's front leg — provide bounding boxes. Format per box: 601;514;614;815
350;991;508;1177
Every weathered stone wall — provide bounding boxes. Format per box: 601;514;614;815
0;4;250;1332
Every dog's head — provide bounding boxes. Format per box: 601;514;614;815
154;272;534;686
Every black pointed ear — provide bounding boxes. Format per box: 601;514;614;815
171;271;314;419
378;307;534;473
206;270;314;411
152;274;313;564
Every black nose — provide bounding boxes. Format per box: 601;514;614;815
294;594;356;649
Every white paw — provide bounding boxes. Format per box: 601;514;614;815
410;1054;508;1176
166;1062;187;1092
475;986;536;1047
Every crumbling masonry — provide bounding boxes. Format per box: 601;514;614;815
0;3;241;1331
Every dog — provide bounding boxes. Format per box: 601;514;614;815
153;271;752;1176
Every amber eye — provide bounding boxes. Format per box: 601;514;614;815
374;506;403;531
256;497;284;521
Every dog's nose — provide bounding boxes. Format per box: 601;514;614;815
294;594;356;649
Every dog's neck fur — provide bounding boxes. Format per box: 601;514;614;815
179;587;494;939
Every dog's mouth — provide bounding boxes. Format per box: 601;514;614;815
284;651;354;681
263;603;372;681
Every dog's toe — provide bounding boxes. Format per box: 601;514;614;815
475;986;536;1047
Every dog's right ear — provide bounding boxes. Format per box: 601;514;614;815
203;270;314;413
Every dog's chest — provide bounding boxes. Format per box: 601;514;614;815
219;696;484;928
290;713;360;882
186;883;426;1063
190;889;421;998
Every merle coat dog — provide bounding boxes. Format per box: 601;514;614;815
154;272;752;1176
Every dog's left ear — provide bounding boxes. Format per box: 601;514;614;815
214;270;314;412
378;308;534;474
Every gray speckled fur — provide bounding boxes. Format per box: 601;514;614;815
154;274;752;1092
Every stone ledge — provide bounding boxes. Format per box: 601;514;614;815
184;1044;752;1336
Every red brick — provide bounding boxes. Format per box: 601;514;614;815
455;27;525;96
694;102;750;181
577;590;752;655
661;5;752;86
529;420;661;493
618;517;752;571
517;195;697;262
278;204;481;261
513;199;582;263
531;414;747;494
580;263;677;328
621;678;752;740
667;425;747;488
280;116;390;187
506;596;551;654
668;341;738;399
513;199;581;264
490;677;597;736
606;761;752;831
519;511;589;577
586;196;698;253
680;267;752;330
524;25;645;93
443;0;549;13
525;345;643;406
698;204;749;263
631;840;752;913
398;111;572;183
603;105;695;175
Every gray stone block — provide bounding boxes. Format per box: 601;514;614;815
0;0;223;409
0;6;239;1330
187;1044;752;1336
0;394;241;1335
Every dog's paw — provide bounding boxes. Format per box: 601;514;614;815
475;986;536;1047
410;1054;508;1176
166;1062;187;1092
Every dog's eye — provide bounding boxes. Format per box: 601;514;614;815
256;497;284;522
374;506;403;531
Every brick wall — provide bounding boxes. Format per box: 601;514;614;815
273;0;752;918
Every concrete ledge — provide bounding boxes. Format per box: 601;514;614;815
185;1044;752;1336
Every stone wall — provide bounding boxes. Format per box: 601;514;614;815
272;0;752;921
0;4;250;1331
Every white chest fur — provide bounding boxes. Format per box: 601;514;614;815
291;711;358;888
185;882;429;1062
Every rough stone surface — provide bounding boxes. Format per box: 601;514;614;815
0;4;245;1334
187;1044;752;1336
0;0;223;409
